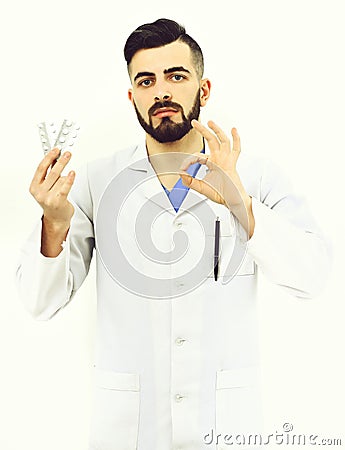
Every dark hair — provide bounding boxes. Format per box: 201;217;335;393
124;18;204;79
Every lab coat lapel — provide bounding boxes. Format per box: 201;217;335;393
128;142;174;214
127;141;209;216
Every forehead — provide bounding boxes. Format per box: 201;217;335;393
129;41;195;79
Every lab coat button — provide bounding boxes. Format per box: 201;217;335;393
175;394;184;402
175;337;186;346
175;222;183;229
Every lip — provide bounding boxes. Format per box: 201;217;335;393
152;108;178;118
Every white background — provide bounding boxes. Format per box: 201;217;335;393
1;0;344;448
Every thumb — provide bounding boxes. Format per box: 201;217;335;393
179;171;193;188
179;171;205;195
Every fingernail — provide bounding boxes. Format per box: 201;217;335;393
64;152;71;159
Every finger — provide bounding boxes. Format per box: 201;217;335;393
49;171;76;197
207;120;230;145
191;119;219;147
43;151;73;191
58;171;76;197
231;128;241;162
30;148;61;189
179;151;209;172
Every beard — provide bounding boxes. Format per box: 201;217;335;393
133;90;201;143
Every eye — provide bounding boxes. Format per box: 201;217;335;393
138;79;153;87
171;74;185;82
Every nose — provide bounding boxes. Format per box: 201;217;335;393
154;90;172;102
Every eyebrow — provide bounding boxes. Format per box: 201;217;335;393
133;71;155;82
163;66;191;75
133;66;191;82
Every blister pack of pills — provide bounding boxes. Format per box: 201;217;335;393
37;120;80;156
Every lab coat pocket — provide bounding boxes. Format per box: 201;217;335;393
220;216;256;278
215;366;262;449
89;369;140;450
206;215;255;279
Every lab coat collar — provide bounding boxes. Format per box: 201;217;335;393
128;139;210;217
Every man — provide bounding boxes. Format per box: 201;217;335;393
16;18;330;450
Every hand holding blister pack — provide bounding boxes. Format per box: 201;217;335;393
37;119;80;156
31;120;80;257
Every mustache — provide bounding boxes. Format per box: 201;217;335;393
148;101;183;117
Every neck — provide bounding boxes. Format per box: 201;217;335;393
145;128;204;158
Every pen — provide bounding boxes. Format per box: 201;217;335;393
214;217;220;281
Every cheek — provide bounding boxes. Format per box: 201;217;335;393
181;86;200;109
132;94;150;115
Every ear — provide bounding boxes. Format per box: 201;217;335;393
199;78;211;107
128;88;134;104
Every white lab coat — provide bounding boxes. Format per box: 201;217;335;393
16;140;330;450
